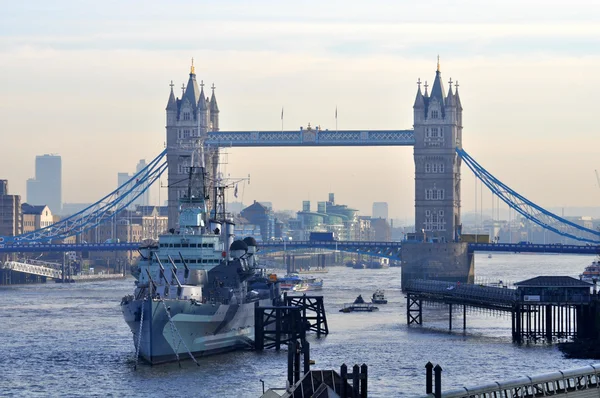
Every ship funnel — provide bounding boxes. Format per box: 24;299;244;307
210;220;222;235
225;221;235;254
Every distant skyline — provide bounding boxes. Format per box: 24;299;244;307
2;1;600;219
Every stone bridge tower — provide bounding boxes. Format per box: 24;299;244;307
413;59;463;242
165;60;220;230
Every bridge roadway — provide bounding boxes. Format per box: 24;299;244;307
0;241;599;256
428;363;600;398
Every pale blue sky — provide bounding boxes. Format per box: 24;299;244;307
1;1;600;219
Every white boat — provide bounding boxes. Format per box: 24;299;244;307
371;289;387;304
580;260;600;283
303;277;323;291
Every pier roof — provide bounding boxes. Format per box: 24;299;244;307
514;276;592;288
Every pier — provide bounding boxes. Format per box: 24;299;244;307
404;276;598;342
254;293;329;351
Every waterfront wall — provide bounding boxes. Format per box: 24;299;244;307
400;242;474;289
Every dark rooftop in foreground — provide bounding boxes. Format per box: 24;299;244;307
514;276;592;288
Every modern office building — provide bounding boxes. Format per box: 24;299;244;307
26;154;62;215
372;202;389;220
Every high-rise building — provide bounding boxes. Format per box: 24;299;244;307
117;159;150;209
0;180;22;238
135;160;150;207
413;60;462;242
372;202;389;220
26;155;62;215
165;61;220;229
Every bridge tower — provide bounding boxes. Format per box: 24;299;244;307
165;60;220;229
413;59;463;242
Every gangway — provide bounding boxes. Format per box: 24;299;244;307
0;260;62;279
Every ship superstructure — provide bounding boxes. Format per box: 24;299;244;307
121;145;277;365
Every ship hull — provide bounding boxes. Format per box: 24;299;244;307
122;297;272;365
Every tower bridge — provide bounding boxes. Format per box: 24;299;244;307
2;60;600;285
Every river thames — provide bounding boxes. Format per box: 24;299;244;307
0;253;595;397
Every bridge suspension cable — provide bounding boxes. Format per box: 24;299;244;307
1;150;168;244
457;148;600;244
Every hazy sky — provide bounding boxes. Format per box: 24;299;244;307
2;1;600;221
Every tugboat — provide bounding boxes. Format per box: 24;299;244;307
371;289;388;304
339;294;379;313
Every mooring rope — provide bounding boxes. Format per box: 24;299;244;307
134;296;146;370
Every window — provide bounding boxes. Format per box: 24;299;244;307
425;163;431;173
183;112;191;121
426;189;445;200
439;128;444;138
424;210;446;231
439;210;444;216
431;127;439;138
439;163;445;173
432;164;438;173
183;129;190;138
431;110;439;119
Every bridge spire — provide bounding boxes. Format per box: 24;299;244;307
446;77;455;107
166;80;177;111
210;83;219;113
413;78;425;109
429;58;446;107
454;80;462;110
198;79;207;111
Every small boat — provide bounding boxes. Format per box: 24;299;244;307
303;277;323;291
580;260;600;283
371;289;388;304
293;282;310;292
298;267;328;274
352;263;366;269
339;295;379;312
488;254;492;259
278;273;303;291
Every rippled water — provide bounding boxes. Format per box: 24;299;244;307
0;253;596;397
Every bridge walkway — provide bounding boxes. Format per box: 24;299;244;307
0;260;62;279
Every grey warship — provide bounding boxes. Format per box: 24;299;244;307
120;153;277;365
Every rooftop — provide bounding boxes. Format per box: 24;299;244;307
515;276;592;288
